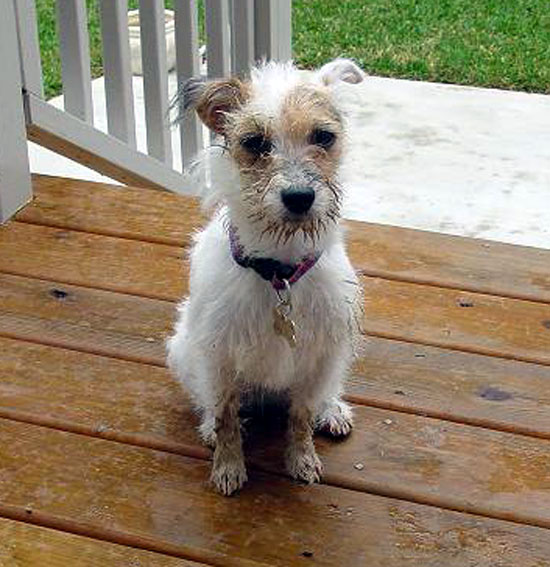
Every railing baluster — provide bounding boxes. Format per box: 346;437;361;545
255;0;292;62
98;0;136;148
174;0;203;170
138;0;173;165
56;0;94;123
205;0;231;79
6;0;294;196
13;0;44;98
231;0;254;76
205;0;231;144
0;0;33;222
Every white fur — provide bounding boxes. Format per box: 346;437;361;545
167;60;364;495
168;210;358;398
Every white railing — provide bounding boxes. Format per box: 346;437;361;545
0;0;291;223
0;0;34;222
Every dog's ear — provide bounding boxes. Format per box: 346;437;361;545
179;77;248;134
316;58;365;86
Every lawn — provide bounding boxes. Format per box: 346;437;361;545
293;0;550;94
37;0;550;99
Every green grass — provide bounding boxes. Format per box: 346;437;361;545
293;0;550;93
37;0;549;99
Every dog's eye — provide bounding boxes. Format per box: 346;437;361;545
311;129;336;149
240;135;272;156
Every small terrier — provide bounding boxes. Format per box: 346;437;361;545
167;59;364;495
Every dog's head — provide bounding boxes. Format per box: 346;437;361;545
181;59;365;247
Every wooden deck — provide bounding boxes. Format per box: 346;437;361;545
1;174;550;566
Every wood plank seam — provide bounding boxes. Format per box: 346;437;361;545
0;503;271;567
0;317;166;367
0;412;550;536
3;392;550;531
0;266;179;303
343;394;550;441
359;330;550;369
1;289;548;369
0;406;210;460
357;267;550;307
12;218;550;307
3;333;550;442
14;218;190;248
1;266;548;367
0;518;211;566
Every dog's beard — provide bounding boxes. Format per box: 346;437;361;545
213;149;344;247
259;207;340;245
246;207;340;248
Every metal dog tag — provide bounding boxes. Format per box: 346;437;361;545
273;279;297;348
273;306;297;347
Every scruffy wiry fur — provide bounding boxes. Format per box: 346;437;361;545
167;59;365;495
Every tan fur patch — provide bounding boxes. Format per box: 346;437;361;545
279;85;344;181
279;85;343;145
196;78;250;134
219;82;346;244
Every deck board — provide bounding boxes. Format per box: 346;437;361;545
19;174;550;303
1;223;550;365
1;175;550;564
17;174;204;246
2;337;550;528
0;222;186;301
2;419;550;567
0;518;205;566
348;337;550;438
0;273;171;365
360;277;550;365
2;275;550;437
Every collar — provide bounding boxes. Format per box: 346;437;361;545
228;226;321;290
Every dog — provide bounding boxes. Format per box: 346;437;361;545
167;58;364;495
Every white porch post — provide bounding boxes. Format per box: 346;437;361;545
13;0;44;99
0;0;33;223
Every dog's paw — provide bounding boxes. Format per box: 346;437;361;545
211;459;248;496
317;399;353;438
286;448;323;484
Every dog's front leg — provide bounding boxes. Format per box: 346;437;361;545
210;379;247;496
286;398;323;484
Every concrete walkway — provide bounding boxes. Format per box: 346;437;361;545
29;74;550;249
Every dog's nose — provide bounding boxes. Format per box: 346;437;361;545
281;186;315;215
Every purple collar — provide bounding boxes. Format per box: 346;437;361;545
228;226;321;290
